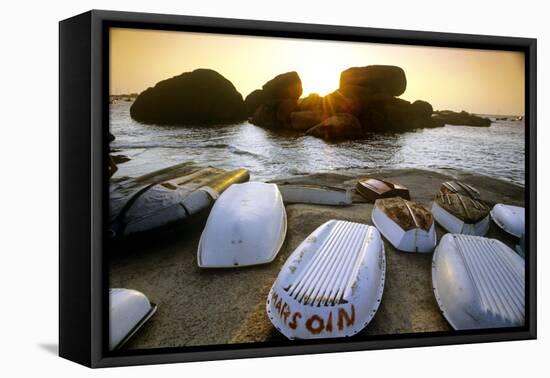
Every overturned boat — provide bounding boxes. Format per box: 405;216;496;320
432;192;490;236
110;167;249;238
277;184;352;206
267;220;385;339
490;204;525;238
372;197;436;253
109;288;157;350
356;176;410;202
439;180;481;200
432;234;525;330
198;182;287;268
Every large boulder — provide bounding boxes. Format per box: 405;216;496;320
432;110;492;127
323;90;362;116
340;65;407;97
262;71;303;100
244;89;268;116
249;99;297;129
306;113;362;140
410;100;434;118
290;110;324;131
130;69;246;125
297;93;324;112
359;96;440;132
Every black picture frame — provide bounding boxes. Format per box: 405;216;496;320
59;9;537;368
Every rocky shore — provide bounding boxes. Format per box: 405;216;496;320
110;167;523;349
129;66;493;141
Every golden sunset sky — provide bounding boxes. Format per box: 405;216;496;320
110;28;525;115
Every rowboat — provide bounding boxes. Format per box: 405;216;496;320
109;288;157;350
432;234;525;330
490;204;525;238
439;180;481;200
277;184;352;206
432;191;490;236
198;182;287;268
111;167;249;238
371;197;437;252
267;220;385;339
356;176;410;202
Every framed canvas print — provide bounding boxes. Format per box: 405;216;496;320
59;10;536;368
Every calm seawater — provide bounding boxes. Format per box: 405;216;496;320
110;101;525;186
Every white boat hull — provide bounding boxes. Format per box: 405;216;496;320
372;206;436;253
432;234;525;330
267;220;385;339
432;201;489;236
109;288;156;350
490;204;525;238
198;182;287;268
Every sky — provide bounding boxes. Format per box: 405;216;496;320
110;28;525;115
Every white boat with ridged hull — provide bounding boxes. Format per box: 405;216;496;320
109;288;157;350
490;204;525;238
267;220;385;339
432;234;525;330
198;182;287;268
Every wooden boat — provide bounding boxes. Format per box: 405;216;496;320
490;204;525;238
432;234;525;330
110;167;249;238
439;180;481;200
371;197;436;253
277;184;352;206
198;182;287;268
267;220;385;339
432;192;490;236
109;288;157;350
356;176;410;202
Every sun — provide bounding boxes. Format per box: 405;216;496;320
298;64;341;97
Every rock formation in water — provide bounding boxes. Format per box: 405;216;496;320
432;110;492;127
129;65;490;140
130;69;246;125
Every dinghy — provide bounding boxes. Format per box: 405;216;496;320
431;192;490;236
490;204;525;238
277;184;352;206
198;182;287;268
111;167;249;238
372;197;436;252
267;220;385;339
432;234;525;330
356;176;410;202
109;288;157;350
439;180;481;200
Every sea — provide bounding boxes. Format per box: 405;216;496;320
110;100;525;186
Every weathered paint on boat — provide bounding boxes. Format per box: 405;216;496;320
432;234;525;330
372;197;437;253
432;192;490;236
277;184;352;206
440;181;481;200
267;220;385;339
490;204;525;238
198;182;287;268
109;288;157;350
